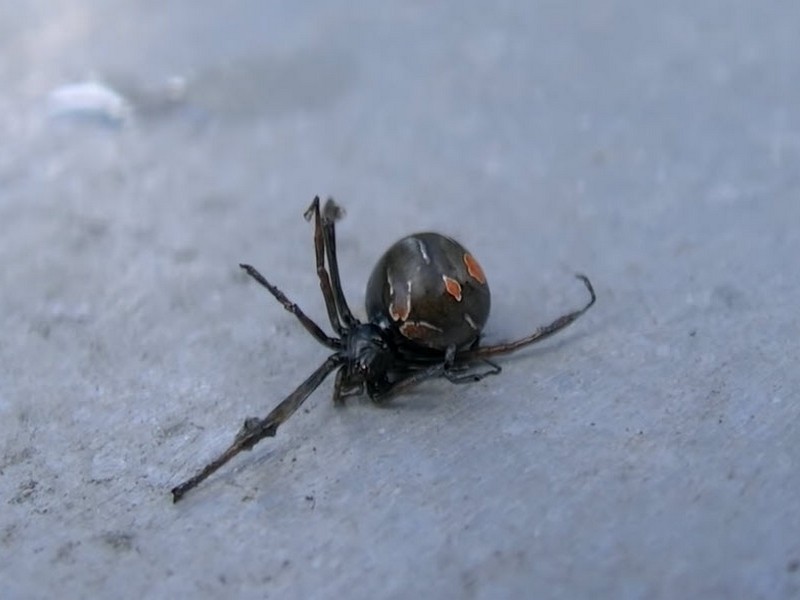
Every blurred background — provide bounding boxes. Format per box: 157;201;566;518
1;1;798;598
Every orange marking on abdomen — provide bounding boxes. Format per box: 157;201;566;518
389;280;412;321
442;275;463;301
400;320;444;340
463;253;486;284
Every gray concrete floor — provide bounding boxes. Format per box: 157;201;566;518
2;1;799;599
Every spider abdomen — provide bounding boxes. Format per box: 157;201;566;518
365;232;491;350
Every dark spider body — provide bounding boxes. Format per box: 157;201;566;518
171;197;595;502
366;232;491;351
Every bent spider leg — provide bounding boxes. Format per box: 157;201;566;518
367;345;457;404
367;363;447;404
171;355;343;502
239;264;341;350
462;274;596;359
303;196;348;336
444;358;502;384
331;367;364;406
319;198;358;328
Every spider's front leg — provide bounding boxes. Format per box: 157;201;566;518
171;354;342;502
304;196;348;336
320;198;358;329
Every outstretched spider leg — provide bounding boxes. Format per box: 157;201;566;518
171;355;342;502
239;263;341;350
460;274;596;359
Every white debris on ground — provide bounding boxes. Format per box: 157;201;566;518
47;80;132;126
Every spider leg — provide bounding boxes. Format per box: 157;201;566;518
239;264;341;349
171;355;343;502
367;363;448;404
460;274;596;359
319;198;358;328
331;367;364;406
304;196;349;335
369;346;492;402
368;361;497;403
444;358;502;384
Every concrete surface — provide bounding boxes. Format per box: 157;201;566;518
1;1;799;599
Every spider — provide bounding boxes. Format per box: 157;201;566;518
171;197;595;501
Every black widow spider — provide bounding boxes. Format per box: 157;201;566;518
171;197;595;501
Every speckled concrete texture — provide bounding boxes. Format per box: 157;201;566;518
1;2;799;599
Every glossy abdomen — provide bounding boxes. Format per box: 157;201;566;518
365;232;490;350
